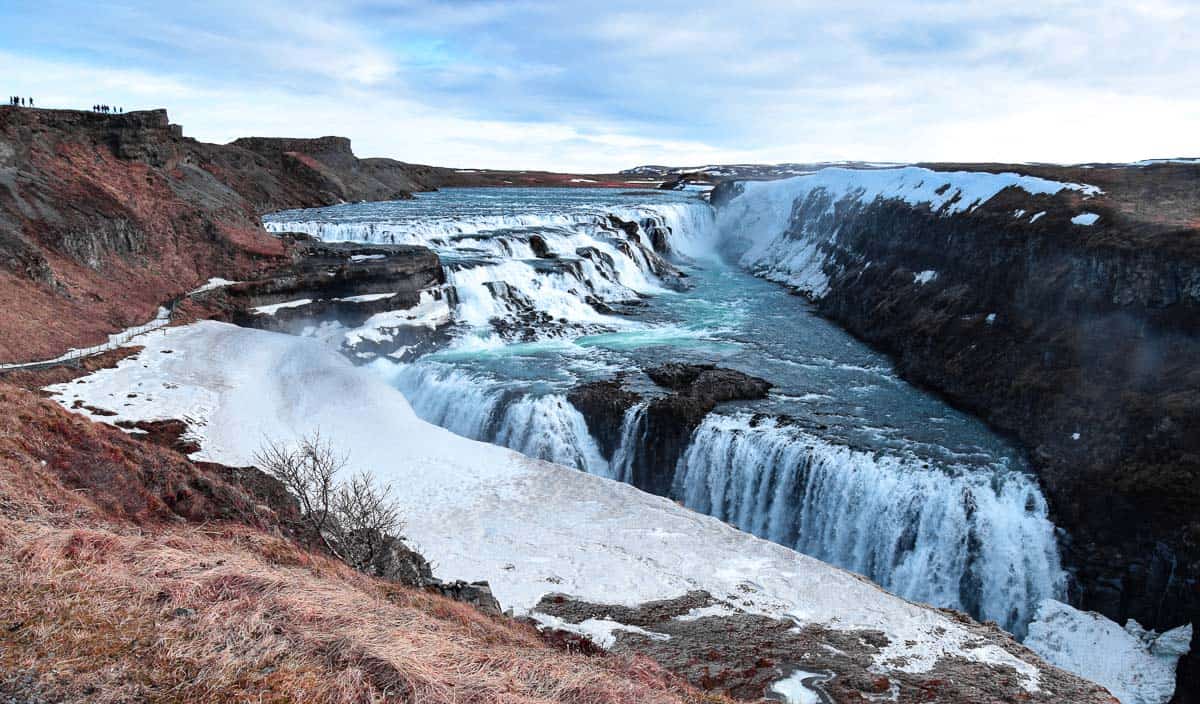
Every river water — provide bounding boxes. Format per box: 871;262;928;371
265;187;1065;636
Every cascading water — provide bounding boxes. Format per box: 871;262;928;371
385;362;608;475
264;187;1066;638
674;414;1062;636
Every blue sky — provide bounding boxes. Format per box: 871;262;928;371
2;1;1197;170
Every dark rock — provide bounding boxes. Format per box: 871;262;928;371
566;380;641;459
360;533;502;616
361;533;436;586
528;234;555;259
430;580;503;617
717;174;1200;698
531;592;1113;703
568;364;773;497
645;363;772;402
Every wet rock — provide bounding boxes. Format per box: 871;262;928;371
568;364;773;496
645;363;772;403
718;174;1200;696
528;234;555;259
566;380;642;459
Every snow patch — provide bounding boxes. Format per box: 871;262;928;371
333;292;395;303
253;298;313;315
1030;211;1046;223
715;167;1098;300
770;670;829;704
343;291;452;345
529;612;670;649
1072;212;1101;226
189;277;238;294
913;270;938;286
674;604;739;621
1026;599;1191;704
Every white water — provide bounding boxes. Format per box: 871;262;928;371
266;200;707;345
385;362;609;475
675;414;1063;636
265;187;1066;638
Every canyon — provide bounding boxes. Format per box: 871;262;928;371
2;105;1197;703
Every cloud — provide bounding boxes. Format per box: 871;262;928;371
1;0;1197;169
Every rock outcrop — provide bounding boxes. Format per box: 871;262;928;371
533;591;1115;703
0;107;286;362
569;363;771;495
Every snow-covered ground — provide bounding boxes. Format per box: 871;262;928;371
1027;600;1192;704
715;166;1102;300
47;320;1070;693
0;306;171;370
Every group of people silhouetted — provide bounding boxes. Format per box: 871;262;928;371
93;104;122;114
8;96;33;107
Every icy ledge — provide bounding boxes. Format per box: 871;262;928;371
46;322;1109;699
1027;599;1192;704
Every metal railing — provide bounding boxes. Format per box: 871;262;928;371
0;294;185;374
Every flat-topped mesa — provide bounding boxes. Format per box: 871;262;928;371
231;135;357;171
230;135;440;204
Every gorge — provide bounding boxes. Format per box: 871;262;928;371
4;106;1196;703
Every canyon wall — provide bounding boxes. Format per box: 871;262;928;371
0;107;444;362
713;163;1200;700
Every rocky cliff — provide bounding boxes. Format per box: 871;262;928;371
0;107;445;363
0;106;668;365
714;162;1200;701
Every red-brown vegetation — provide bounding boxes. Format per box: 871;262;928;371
0;382;727;703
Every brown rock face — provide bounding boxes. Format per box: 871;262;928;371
0;107;461;364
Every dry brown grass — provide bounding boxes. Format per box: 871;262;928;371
0;517;724;703
0;383;727;704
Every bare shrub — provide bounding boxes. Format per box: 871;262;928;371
254;432;404;572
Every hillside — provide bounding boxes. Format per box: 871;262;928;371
0;372;721;703
0;106;653;364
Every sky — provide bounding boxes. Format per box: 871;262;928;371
1;1;1197;171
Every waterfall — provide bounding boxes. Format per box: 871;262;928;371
672;413;1065;636
608;403;648;483
385;363;501;439
387;363;608;474
273;191;1065;640
263;202;715;344
495;396;610;474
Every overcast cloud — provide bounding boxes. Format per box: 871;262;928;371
2;1;1197;170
